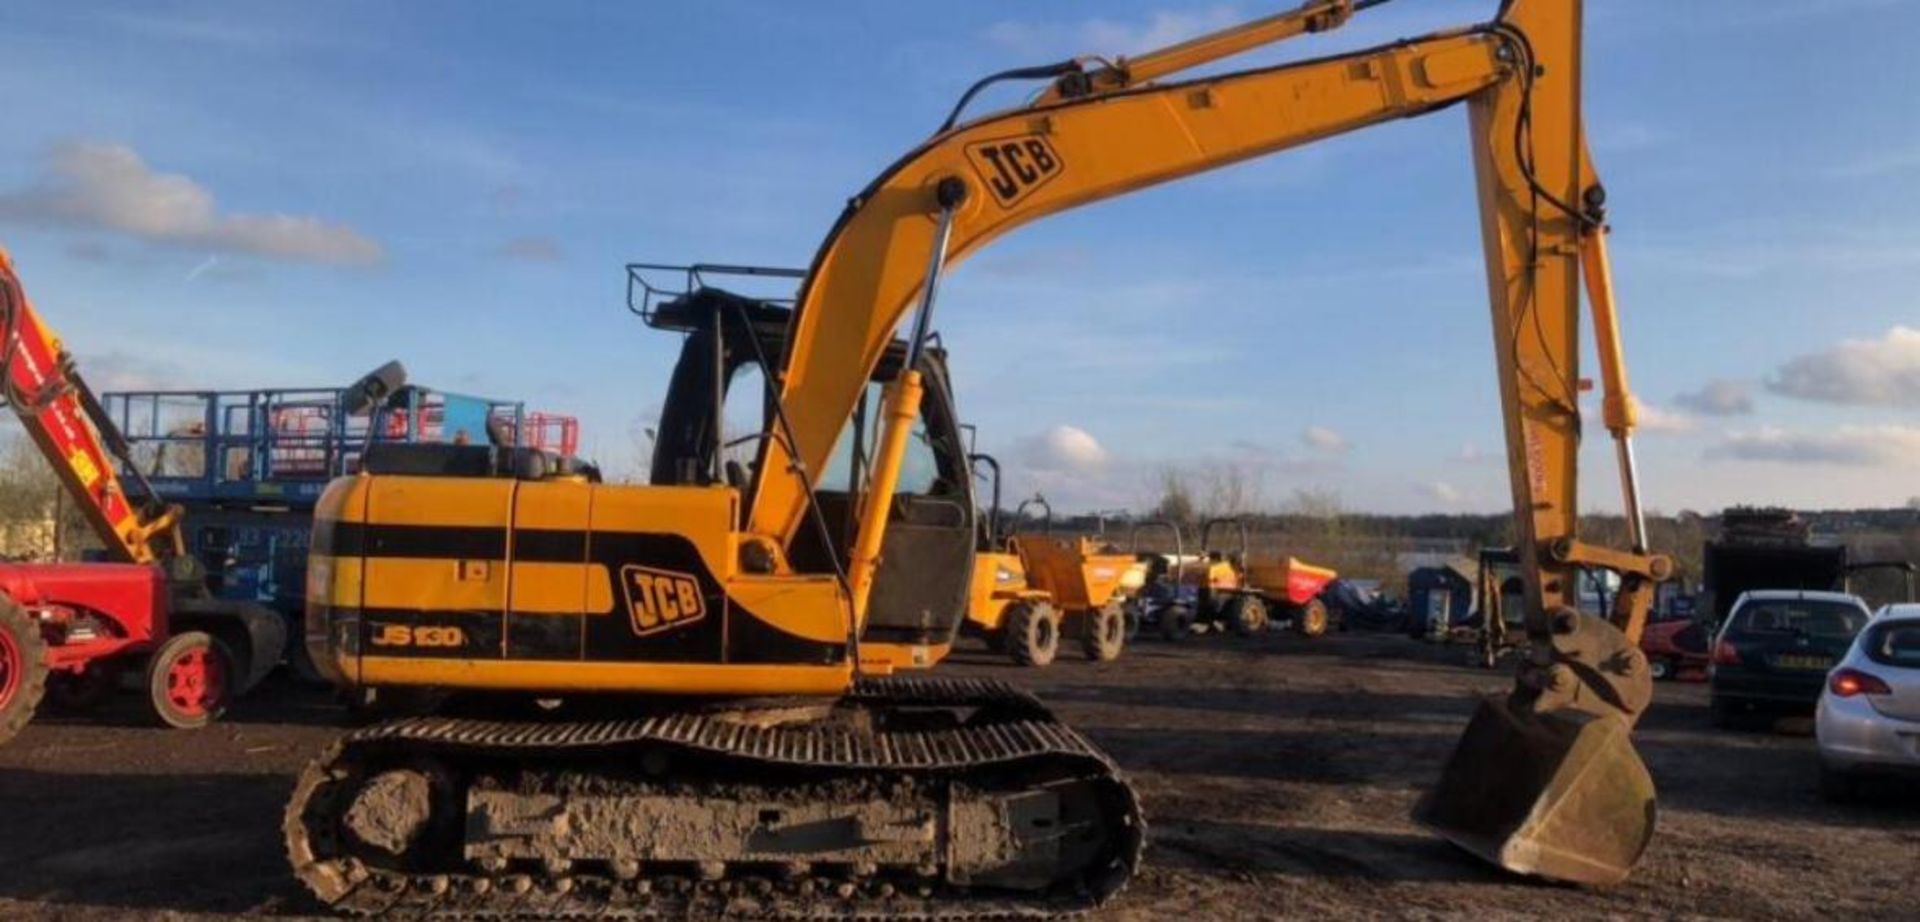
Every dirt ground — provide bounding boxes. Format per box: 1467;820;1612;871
1;630;1914;920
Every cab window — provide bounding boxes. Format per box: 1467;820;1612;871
816;380;939;495
718;363;768;484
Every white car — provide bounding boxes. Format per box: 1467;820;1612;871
1815;604;1920;800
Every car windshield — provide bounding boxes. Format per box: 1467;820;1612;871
1865;622;1920;669
1729;599;1866;640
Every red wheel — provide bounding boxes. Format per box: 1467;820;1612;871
0;623;20;712
0;598;48;745
146;631;231;729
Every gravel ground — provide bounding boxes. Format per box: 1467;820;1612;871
1;630;1914;920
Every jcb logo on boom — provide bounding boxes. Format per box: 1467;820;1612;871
964;135;1063;208
620;565;708;636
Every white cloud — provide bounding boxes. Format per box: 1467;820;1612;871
1635;402;1697;434
1765;326;1920;408
72;349;190;393
1019;424;1109;474
0;141;383;266
1419;481;1464;505
986;5;1244;58
1708;424;1920;467
1300;425;1349;453
1454;442;1490;464
1082;5;1243;55
1673;379;1755;417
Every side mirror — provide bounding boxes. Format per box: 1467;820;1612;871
342;360;408;416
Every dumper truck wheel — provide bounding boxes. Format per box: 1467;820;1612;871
1159;604;1195;642
1227;595;1269;637
1006;601;1060;667
147;631;232;730
1122;602;1142;642
1293;598;1331;638
0;599;47;746
1081;602;1126;662
1005;601;1060;668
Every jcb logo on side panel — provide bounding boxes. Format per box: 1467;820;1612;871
964;135;1063;208
620;565;708;636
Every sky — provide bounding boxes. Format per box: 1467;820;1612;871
2;0;1918;516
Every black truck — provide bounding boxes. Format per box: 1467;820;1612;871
1701;508;1913;624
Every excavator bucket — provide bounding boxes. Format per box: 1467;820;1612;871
1416;694;1656;885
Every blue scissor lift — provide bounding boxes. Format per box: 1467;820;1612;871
101;384;531;650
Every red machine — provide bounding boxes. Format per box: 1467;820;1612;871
1639;618;1710;682
0;248;282;745
515;410;580;457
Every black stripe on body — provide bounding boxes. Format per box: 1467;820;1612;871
327;522;508;560
313;521;845;665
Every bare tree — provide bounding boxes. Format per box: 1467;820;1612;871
1197;461;1265;520
1148;464;1196;529
1268;488;1402;586
0;434;96;561
1286;487;1344;520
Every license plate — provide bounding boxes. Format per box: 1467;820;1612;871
1772;654;1832;671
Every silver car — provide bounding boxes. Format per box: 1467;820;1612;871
1815;603;1920;800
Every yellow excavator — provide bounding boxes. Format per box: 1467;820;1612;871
287;0;1669;914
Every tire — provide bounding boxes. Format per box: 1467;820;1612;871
1122;602;1142;643
1226;595;1269;637
1080;602;1126;662
146;631;233;730
44;662;123;714
1293;598;1331;638
1159;604;1195;642
1648;657;1673;681
1005;601;1060;668
0;599;48;746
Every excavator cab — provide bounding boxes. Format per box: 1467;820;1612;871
644;280;977;665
